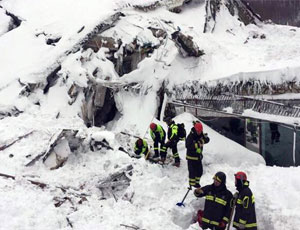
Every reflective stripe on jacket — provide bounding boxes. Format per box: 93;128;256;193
167;122;178;142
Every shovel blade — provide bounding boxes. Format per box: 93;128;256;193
176;202;185;207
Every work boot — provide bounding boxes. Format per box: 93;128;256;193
172;162;180;167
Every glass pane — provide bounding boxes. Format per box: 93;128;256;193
261;122;294;166
295;130;300;166
245;119;260;153
244;0;300;27
202;117;245;146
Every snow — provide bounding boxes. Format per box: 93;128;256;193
0;8;11;36
0;110;268;230
1;0;300;230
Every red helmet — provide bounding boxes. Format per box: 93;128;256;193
235;171;247;181
150;123;157;131
194;122;203;133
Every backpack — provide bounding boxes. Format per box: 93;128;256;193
177;123;186;140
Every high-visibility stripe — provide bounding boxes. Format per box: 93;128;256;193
202;217;210;223
214;175;222;183
239;219;247;224
173;153;179;158
186;155;198;160
205;195;214;201
223;217;229;222
153;147;159;150
237;199;243;204
150;131;155;140
215;197;227;206
246;223;257;228
170;124;178;140
201;218;219;226
210;221;219;226
160;148;166;152
205;195;227;206
189;178;195;186
233;221;257;228
252;195;255;203
243;196;249;208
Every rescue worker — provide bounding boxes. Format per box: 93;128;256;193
134;138;149;159
233;172;257;230
164;117;180;167
149;123;167;159
194;172;233;230
186;121;209;188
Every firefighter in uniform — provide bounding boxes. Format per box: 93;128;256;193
165;117;180;167
194;172;233;230
134;138;149;159
233;172;257;230
149;123;167;159
186;121;209;188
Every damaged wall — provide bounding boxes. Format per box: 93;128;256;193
204;0;261;33
81;83;117;127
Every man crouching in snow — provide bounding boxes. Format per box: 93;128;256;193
194;172;233;230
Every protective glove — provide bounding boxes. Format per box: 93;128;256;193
218;221;226;229
194;188;204;197
233;192;239;199
236;223;246;229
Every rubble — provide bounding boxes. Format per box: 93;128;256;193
171;31;204;57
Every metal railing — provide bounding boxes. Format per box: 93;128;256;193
173;95;300;118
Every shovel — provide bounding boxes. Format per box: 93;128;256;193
176;187;192;207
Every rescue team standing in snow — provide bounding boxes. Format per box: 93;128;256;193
133;118;257;230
